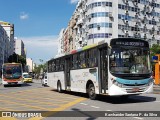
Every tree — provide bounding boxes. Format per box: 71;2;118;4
8;53;26;69
33;63;47;79
150;44;160;57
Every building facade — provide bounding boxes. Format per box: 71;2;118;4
0;21;15;56
26;58;35;73
0;25;10;70
58;0;160;55
14;38;26;58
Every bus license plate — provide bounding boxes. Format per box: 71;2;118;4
133;88;139;92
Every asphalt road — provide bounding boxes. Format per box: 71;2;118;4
0;80;160;120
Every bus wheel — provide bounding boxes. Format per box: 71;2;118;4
88;84;97;100
120;95;130;100
57;82;62;93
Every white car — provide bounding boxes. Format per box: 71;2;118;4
42;74;48;86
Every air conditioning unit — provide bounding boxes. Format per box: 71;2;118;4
132;0;138;6
125;11;129;16
134;32;138;38
152;35;155;40
125;31;129;37
143;25;147;32
109;12;113;18
123;0;128;4
144;34;147;39
125;21;129;26
142;16;148;23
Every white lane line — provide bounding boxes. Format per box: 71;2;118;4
133;117;143;120
91;106;100;109
106;110;112;111
80;103;88;106
154;101;160;102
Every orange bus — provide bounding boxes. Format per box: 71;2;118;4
2;63;23;87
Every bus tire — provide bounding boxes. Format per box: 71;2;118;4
88;84;97;100
57;81;62;93
120;95;130;100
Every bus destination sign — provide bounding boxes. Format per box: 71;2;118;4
115;41;144;47
110;38;149;47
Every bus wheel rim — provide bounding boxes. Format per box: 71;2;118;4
90;87;95;96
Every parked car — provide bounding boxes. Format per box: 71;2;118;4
42;74;47;86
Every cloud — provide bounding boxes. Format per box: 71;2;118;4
70;0;79;4
20;12;29;20
19;35;59;64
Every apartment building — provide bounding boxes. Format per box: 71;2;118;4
0;21;15;56
26;58;35;72
58;0;160;55
0;25;10;69
14;38;26;58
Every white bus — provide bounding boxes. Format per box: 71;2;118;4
47;38;153;99
2;63;23;87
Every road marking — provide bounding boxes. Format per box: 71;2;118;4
29;97;87;120
0;118;17;120
91;106;100;109
0;99;50;111
133;117;143;120
154;101;160;102
80;103;88;105
106;110;112;111
0;94;65;106
1;93;74;103
8;88;46;94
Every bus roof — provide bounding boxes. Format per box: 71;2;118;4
50;38;149;61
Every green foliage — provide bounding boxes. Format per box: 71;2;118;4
33;63;47;75
8;53;26;69
150;44;160;56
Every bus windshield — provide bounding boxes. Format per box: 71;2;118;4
3;64;22;79
109;47;151;75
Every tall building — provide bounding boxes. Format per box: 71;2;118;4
14;38;26;58
26;58;35;73
58;0;160;55
0;21;15;56
0;25;10;69
56;28;65;57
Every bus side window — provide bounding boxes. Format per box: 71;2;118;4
90;49;97;67
73;54;78;69
80;52;87;68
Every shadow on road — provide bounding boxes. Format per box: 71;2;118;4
2;83;32;88
51;89;156;104
96;95;156;104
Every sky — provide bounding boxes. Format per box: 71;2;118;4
0;0;79;64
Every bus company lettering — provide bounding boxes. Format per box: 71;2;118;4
82;72;89;77
115;42;144;47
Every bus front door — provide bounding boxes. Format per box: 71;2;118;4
99;49;108;94
65;57;71;89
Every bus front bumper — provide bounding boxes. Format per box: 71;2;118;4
109;83;153;96
2;81;24;85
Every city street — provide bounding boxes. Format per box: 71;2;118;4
0;80;160;120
